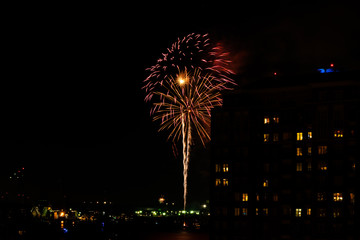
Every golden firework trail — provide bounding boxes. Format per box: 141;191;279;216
153;69;224;210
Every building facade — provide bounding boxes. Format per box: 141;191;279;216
210;72;359;240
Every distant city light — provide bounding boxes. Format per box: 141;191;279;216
159;196;165;204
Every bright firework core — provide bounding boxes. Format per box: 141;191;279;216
178;77;186;85
177;71;189;86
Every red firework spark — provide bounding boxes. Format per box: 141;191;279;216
143;33;236;103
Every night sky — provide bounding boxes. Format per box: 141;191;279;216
3;2;360;208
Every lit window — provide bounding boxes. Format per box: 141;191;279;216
215;164;221;172
215;179;221;186
333;209;341;218
273;194;279;202
283;207;291;216
263;179;269;187
350;193;355;204
334;130;343;138
273;116;279;124
242;208;248;216
264;117;270;124
307;162;312;171
296;163;303;172
319;161;327;171
319;208;326;217
264;134;270;142
234;208;240;216
317;193;325;201
263;208;269;216
256;193;260;202
296;148;303;156
352;163;355;170
297;132;303;141
255;208;259;216
242;193;248;202
273;133;279;142
307;147;312;156
333;193;343;202
308;131;312;139
306;208;312;216
223;179;229;187
295;208;302;217
223;164;229;172
318;146;327;155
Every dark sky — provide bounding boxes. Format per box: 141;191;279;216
3;2;360;208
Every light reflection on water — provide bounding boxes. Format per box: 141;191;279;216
142;231;209;240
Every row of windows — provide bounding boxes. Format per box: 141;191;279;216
317;192;355;203
229;192;356;203
215;160;355;174
296;161;330;171
264;132;313;142
215;161;355;175
216;179;270;187
287;160;354;172
264;116;279;124
235;192;277;202
296;146;327;156
219;207;355;217
215;178;229;187
300;161;355;171
296;132;313;141
263;130;346;142
215;164;229;173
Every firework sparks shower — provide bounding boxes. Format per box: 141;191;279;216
143;33;235;210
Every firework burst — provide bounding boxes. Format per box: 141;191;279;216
143;33;236;210
153;69;224;146
143;33;235;104
153;69;224;209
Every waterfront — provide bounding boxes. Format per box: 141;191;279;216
2;222;209;240
140;231;209;240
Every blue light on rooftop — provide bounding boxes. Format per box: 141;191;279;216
318;68;339;73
